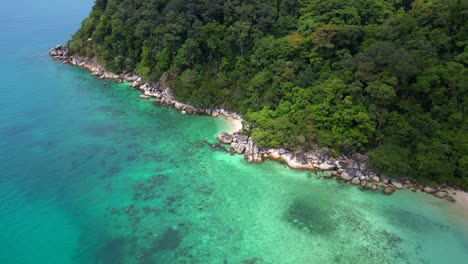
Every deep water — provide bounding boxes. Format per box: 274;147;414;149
1;1;468;263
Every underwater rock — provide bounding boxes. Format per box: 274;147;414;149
360;180;368;188
383;186;396;195
351;177;360;185
154;227;182;250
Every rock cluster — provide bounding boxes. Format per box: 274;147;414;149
49;44;462;205
215;130;461;201
48;45;68;59
48;45;244;126
224;132;264;163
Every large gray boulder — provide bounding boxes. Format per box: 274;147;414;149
383;186;396;195
340;172;353;181
244;140;263;163
230;142;246;154
281;152;313;169
318;162;336;171
217;132;233;144
351;177;360;185
390;179;403;189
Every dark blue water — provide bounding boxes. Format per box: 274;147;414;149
2;1;468;263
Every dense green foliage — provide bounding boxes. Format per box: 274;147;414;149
69;0;468;187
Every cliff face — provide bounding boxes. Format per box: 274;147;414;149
66;0;468;188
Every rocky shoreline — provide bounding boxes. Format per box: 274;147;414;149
49;45;464;205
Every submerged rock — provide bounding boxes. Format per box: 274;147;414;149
360;180;368;188
383;187;396;195
351;177;360;185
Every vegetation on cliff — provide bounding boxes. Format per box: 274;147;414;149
68;0;468;188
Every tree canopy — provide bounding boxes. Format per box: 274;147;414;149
69;0;468;188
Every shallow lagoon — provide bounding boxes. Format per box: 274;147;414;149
0;1;468;263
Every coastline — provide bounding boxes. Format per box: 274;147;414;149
48;45;466;212
221;117;243;134
452;190;468;215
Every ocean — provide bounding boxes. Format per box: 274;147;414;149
0;1;467;263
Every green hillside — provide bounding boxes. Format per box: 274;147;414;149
68;0;468;187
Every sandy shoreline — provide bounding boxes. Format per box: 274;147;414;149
221;116;243;134
451;190;468;215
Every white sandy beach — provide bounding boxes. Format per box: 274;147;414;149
221;116;243;134
452;190;468;215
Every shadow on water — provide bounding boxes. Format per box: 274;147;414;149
82;122;117;137
94;105;126;117
382;206;450;233
140;227;183;264
285;198;336;235
0;124;34;137
95;236;136;264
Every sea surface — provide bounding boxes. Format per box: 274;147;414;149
1;1;468;263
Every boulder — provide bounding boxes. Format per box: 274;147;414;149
371;184;379;191
281;152;314;169
267;149;282;160
351;177;360;185
49;49;57;56
381;176;390;184
335;160;349;169
318;162;335;171
355;170;364;178
371;176;380;182
237;135;249;144
244;140;263;163
230;142;246;154
217;132;233;144
132;81;141;88
434;191;448;199
360;180;367;188
383;187;396;195
164;87;174;99
390;179;403;190
423;186;437;194
340;172;353;181
181;110;187;115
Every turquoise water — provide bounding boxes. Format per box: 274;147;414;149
1;1;468;263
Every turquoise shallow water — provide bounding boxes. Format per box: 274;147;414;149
1;1;468;263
